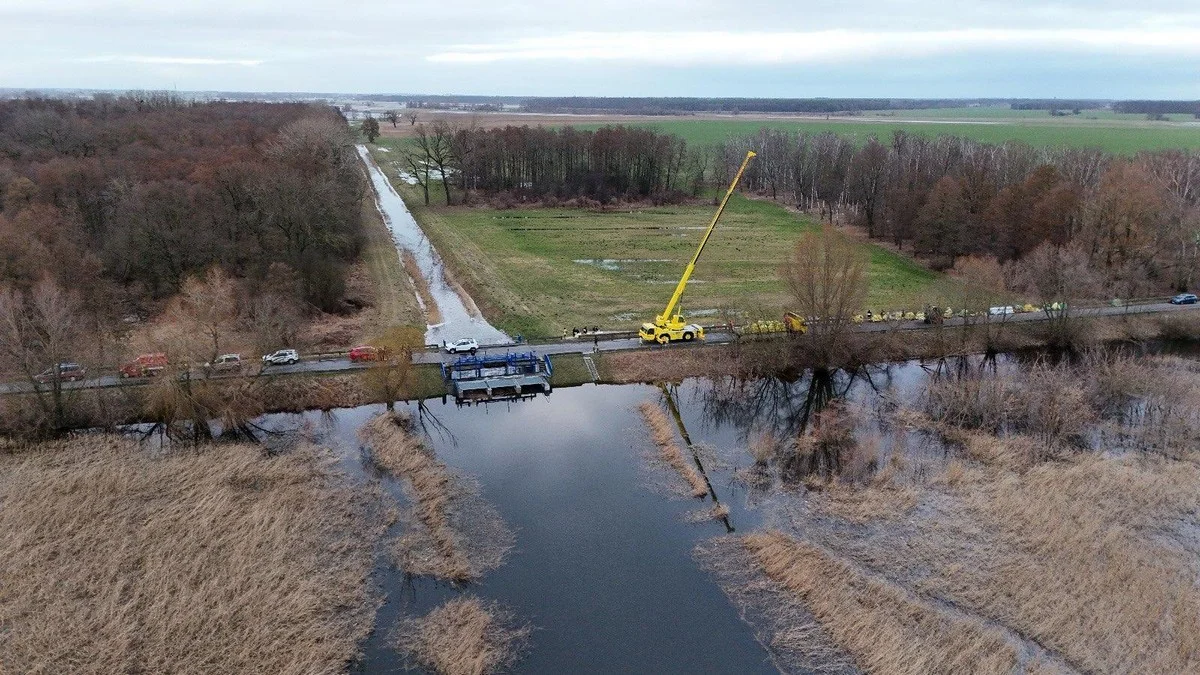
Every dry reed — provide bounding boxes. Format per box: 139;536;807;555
638;401;710;497
360;413;511;582
0;436;378;674
919;454;1200;673
743;531;1019;675
394;596;530;675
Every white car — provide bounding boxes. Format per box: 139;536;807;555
988;306;1015;316
262;349;300;366
443;338;479;354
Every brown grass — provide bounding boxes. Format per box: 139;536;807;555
393;596;531;675
744;531;1019;674
0;436;379;674
638;401;710;497
813;480;919;525
917;454;1200;673
402;249;442;325
359;413;511;582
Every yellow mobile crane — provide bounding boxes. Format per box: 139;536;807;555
639;150;757;344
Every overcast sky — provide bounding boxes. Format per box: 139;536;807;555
3;0;1199;98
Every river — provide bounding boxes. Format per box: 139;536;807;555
357;145;510;347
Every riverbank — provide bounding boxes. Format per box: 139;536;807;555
3;310;1196;436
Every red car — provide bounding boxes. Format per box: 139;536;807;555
120;353;168;378
349;345;382;362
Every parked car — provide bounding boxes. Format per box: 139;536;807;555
349;345;382;362
120;353;167;378
988;306;1015;316
443;338;479;355
1170;293;1198;305
206;353;243;373
35;362;87;384
262;349;300;366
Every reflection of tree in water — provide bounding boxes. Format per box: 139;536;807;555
699;367;854;440
696;366;907;486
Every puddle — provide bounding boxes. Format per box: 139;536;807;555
573;258;672;271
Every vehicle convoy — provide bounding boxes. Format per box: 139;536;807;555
262;349;300;366
640;150;757;345
120;353;167;378
35;363;87;384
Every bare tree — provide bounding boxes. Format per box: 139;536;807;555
362;326;423;410
781;227;868;368
174;267;239;367
404;110;419;126
1007;242;1101;345
384;110;399;128
0;278;84;432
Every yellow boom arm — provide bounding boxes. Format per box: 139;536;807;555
656;150;756;323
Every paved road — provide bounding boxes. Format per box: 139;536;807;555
2;301;1196;396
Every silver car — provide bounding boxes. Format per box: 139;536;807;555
262;349;300;366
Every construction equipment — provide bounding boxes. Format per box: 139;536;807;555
783;311;809;334
640;150;757;345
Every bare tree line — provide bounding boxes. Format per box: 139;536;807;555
400;122;703;206
722;129;1200;294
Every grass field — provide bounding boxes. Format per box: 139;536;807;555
589;116;1200;154
379;106;1200;154
369;145;961;338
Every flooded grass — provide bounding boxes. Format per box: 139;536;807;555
703;349;1200;673
402;249;443;325
359;412;513;583
0;436;380;674
393;596;531;675
745;532;1021;675
638;401;710;497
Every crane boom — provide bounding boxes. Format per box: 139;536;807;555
640;150;756;345
656;150;756;323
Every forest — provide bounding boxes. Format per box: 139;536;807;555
0;95;365;317
405;124;699;205
719;129;1200;296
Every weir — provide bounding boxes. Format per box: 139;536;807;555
441;351;553;404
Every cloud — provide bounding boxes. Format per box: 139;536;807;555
73;55;263;67
427;29;1200;65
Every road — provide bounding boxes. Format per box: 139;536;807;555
2;301;1196;396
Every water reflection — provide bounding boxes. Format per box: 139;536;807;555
659;383;734;533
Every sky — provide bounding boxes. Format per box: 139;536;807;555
2;0;1200;98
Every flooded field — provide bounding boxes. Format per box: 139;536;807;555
16;345;1192;673
358;145;509;346
245;343;1200;672
241;355;978;671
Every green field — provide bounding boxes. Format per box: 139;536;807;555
557;106;1200;154
370;147;963;338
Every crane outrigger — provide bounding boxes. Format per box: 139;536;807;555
639;150;757;345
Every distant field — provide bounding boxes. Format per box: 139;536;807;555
592;116;1200;154
378;107;1200;154
370;147;962;337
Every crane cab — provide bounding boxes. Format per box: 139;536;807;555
640;315;705;344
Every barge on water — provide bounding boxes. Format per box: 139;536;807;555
441;351;553;404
